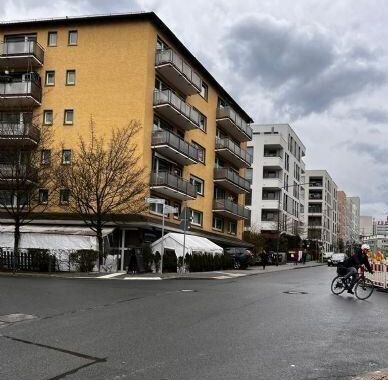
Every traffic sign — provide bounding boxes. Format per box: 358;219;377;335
164;205;179;214
145;197;165;204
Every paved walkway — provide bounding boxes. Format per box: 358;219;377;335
0;261;325;280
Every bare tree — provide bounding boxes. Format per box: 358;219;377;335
0;111;56;272
56;119;148;270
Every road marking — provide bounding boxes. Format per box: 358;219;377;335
0;314;37;323
213;276;231;280
123;277;162;280
98;273;123;279
222;273;247;277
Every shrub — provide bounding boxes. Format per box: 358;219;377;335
163;250;177;273
142;244;153;272
28;248;56;272
70;249;98;272
154;251;161;272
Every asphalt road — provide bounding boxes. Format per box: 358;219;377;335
0;266;387;380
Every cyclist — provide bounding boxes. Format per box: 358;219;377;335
342;244;374;294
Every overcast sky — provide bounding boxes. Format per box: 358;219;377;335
2;0;388;219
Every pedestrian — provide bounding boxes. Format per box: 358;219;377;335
302;249;307;265
261;250;268;270
129;249;137;274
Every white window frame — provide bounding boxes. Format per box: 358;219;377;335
190;209;203;227
228;221;237;235
38;189;48;205
191;141;205;164
190;175;204;196
41;149;51;165
68;30;78;46
59;189;70;205
43;110;53;125
149;199;169;216
64;109;74;125
66;70;76;85
62;149;72;165
45;71;55;86
200;81;208;100
47;31;57;47
212;216;224;231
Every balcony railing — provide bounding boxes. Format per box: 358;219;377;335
214;168;250;193
0;164;38;182
153;90;200;130
152;130;199;164
213;199;250;220
309;194;323;200
0;40;44;65
0;79;42;105
150;172;197;200
0;122;40;143
216;106;252;142
155;49;201;95
215;137;252;168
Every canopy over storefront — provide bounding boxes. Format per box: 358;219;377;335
151;232;223;257
0;225;114;251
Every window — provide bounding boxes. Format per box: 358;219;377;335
190;175;204;196
200;82;208;100
41;150;51;165
247;146;254;158
173;202;181;220
195;109;207;132
64;109;74;125
43;110;53;125
45;71;55;86
228;221;237;235
213;216;224;231
68;30;78;46
59;189;70;204
190;209;203;226
246;168;253;183
0;190;14;207
245;190;252;206
150;199;169;216
47;32;57;47
62;149;72;164
66;70;76;85
191;141;205;164
38;189;48;205
156;37;169;50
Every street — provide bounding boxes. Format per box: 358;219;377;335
0;266;387;380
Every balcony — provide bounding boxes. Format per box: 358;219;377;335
215;137;252;168
262;156;283;169
260;220;278;231
0;164;38;183
309;193;323;200
213;199;250;220
262;177;283;189
152;130;199;165
0;41;44;69
153;90;200;130
213;168;250;194
216;107;252;142
0;78;42;108
0;122;40;145
155;49;201;96
261;199;280;209
150;172;197;200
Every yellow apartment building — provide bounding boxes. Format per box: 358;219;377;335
0;12;253;265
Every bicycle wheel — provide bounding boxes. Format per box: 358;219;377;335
331;276;346;295
354;277;374;300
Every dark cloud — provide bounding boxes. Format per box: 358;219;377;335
353;107;388;123
78;0;141;14
345;141;388;162
223;14;386;116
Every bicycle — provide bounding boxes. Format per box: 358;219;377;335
331;265;375;300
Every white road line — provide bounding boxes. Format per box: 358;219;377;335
98;273;123;279
222;273;247;277
123;277;162;280
213;276;231;280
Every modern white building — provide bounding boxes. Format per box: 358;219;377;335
346;197;361;243
360;216;373;238
304;170;338;252
362;235;388;252
246;124;306;235
373;218;388;235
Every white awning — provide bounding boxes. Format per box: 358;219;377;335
0;225;115;250
151;232;223;257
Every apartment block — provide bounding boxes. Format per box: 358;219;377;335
360;216;373;237
0;13;253;257
346;196;360;243
304;170;338;252
247;124;306;235
337;191;348;244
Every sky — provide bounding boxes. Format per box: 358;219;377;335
2;0;388;219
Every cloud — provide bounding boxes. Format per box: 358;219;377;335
223;14;386;117
352;107;388;124
345;141;388;163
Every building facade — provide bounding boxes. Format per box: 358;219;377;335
360;216;373;238
347;196;360;243
0;13;253;260
246;124;306;235
304;170;338;252
373;218;388;235
337;190;348;244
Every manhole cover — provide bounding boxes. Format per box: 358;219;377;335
180;289;197;292
0;314;37;323
283;291;309;295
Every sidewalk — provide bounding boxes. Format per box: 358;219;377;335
0;261;325;280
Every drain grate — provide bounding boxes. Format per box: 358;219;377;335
283;291;309;295
0;313;37;323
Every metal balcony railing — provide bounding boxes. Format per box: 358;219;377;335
0;122;40;142
153;90;200;126
216;106;252;139
0;163;38;181
0;79;42;103
151;172;197;198
213;199;250;219
215;137;252;165
214;168;250;192
0;40;44;64
152;130;199;162
156;49;201;91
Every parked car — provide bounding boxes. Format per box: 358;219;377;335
322;251;334;260
327;253;348;266
224;248;253;269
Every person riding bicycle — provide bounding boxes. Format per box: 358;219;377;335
342;244;373;294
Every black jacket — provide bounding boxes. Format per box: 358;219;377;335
347;250;372;272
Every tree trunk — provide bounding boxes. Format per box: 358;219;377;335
13;220;20;274
96;221;103;273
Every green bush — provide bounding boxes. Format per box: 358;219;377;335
163;250;177;273
28;248;56;272
184;253;234;272
154;251;161;272
70;249;98;272
142;244;153;272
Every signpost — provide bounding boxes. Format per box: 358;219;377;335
145;198;178;274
